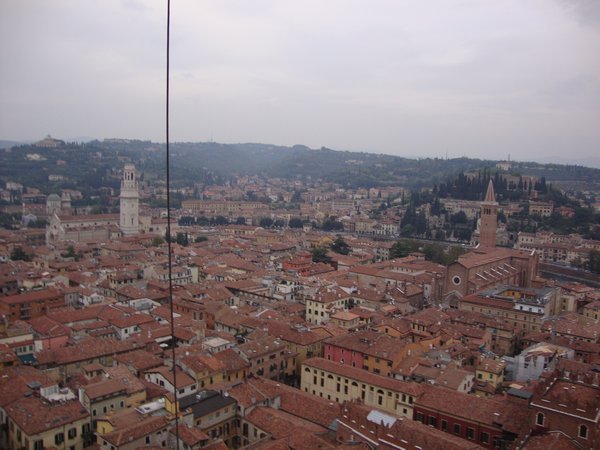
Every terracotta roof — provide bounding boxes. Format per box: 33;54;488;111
304;357;422;396
35;337;139;366
82;378;128;401
101;415;170;446
170;423;209;446
6;397;89;436
325;330;405;360
522;432;581;450
0;365;55;408
246;406;328;439
145;366;196;388
417;385;530;435
114;349;163;373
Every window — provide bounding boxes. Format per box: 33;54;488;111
536;413;544;426
467;427;474;440
579;424;588;439
441;420;447;431
68;427;77;439
481;432;489;444
428;417;437;427
415;412;424;422
55;432;65;445
33;440;44;450
454;424;461;435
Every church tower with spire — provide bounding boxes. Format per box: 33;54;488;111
479;179;498;248
119;164;139;235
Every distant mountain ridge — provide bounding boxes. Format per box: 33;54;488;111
1;139;599;192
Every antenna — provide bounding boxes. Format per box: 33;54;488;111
165;1;180;448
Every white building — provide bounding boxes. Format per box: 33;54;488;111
119;164;139;235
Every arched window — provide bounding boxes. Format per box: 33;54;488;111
578;424;588;439
536;413;544;426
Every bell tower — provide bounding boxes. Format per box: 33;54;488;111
119;164;139;235
479;179;498;248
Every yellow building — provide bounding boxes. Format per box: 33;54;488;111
459;285;558;337
583;300;600;321
165;390;238;446
305;286;354;325
179;352;227;390
215;348;249;383
266;321;326;374
6;397;91;450
301;357;422;419
474;356;506;397
79;379;129;427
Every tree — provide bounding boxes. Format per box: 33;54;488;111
152;236;165;246
11;246;31;261
588;250;600;274
422;243;446;265
321;217;344;231
194;235;208;243
311;246;332;263
454;227;472;242
176;232;189;246
259;217;274;228
289;217;303;228
213;216;228;225
390;239;418;259
446;245;467;264
235;216;247;225
331;237;350;255
178;216;195;226
450;211;468;224
64;245;76;258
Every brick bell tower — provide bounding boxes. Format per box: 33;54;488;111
479;179;498;248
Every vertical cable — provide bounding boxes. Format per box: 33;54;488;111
165;0;180;448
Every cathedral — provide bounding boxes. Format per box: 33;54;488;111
443;180;539;305
46;164;141;244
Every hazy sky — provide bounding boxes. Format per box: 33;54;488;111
1;1;599;165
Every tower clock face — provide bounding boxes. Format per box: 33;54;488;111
452;275;462;286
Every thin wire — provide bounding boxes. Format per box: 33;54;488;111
165;0;180;447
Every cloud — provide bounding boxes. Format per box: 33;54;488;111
0;0;598;165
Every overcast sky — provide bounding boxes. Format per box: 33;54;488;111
1;1;599;166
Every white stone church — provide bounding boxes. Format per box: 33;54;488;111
46;164;166;245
